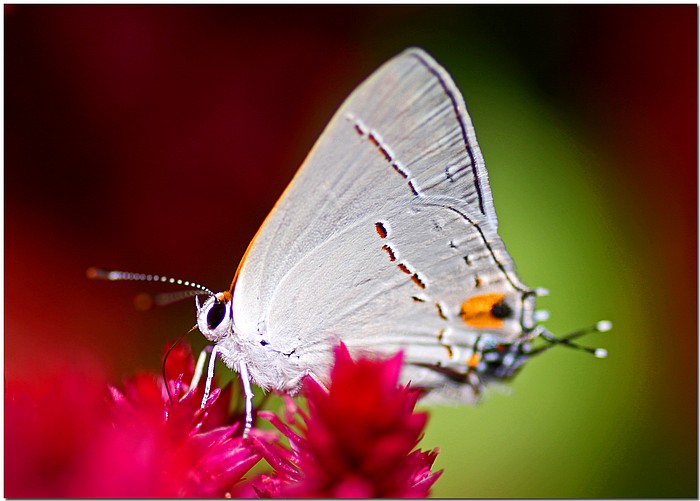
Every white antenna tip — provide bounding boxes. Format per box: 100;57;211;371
596;320;613;332
594;348;608;358
535;287;550;297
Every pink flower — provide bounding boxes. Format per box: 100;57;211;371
5;344;262;497
6;343;441;497
247;344;442;498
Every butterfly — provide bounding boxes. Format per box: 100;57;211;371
92;47;609;436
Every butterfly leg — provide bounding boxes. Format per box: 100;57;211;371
188;345;213;397
201;344;219;407
238;361;254;438
196;344;254;438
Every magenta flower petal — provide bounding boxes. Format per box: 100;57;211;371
254;343;442;498
6;344;264;497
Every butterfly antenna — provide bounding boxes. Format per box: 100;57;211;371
139;289;210;309
87;267;215;309
162;324;199;404
530;321;612;358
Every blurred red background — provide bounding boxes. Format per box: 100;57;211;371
5;5;696;497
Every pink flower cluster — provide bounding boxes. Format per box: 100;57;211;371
6;344;441;498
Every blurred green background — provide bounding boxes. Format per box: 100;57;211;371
6;5;696;497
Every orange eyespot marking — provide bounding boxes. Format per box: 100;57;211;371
217;291;232;302
467;353;481;368
460;293;507;329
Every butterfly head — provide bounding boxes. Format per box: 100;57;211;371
196;291;233;342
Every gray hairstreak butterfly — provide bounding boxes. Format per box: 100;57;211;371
90;47;610;437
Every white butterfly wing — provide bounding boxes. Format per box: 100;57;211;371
230;48;534;395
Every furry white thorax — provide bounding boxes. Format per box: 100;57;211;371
196;294;317;393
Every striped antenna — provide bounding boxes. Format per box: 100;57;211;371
86;267;215;297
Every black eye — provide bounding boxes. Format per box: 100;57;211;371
207;301;227;329
491;300;512;319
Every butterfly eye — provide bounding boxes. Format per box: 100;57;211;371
196;295;232;342
207;301;228;329
490;300;512;319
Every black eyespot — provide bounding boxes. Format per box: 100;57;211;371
207;301;227;329
491;300;512;319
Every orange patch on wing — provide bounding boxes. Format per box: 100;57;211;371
460;293;506;329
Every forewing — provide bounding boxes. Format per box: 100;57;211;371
232;48;504;339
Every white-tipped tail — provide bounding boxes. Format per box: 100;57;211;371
596;320;613;332
534;310;550;322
